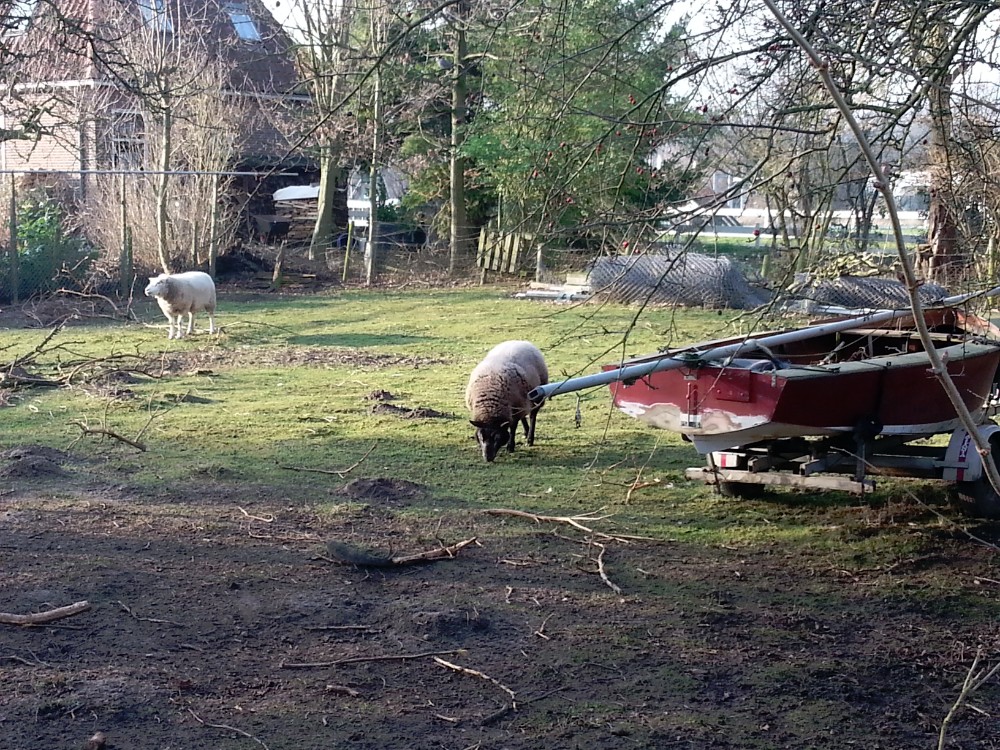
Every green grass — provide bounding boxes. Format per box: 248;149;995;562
0;285;989;572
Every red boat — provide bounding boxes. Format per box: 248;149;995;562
603;307;1000;454
530;290;1000;515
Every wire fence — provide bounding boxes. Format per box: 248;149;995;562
0;167;306;303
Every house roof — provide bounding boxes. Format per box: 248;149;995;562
1;0;311;168
5;0;302;96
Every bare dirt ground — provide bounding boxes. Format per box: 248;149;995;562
2;445;1000;750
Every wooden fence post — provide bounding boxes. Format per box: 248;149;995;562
342;222;354;284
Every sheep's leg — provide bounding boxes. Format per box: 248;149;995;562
526;404;542;446
207;313;216;334
185;312;195;335
167;315;179;339
506;422;517;453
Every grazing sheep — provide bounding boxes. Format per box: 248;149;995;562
465;340;549;462
144;271;217;340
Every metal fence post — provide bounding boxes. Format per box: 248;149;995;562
119;174;133;298
8;174;17;304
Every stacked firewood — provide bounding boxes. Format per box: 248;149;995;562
274;199;320;243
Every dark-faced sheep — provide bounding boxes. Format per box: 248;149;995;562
144;271;217;340
465;340;548;462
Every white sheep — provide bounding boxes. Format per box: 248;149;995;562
144;271;217;340
465;340;549;462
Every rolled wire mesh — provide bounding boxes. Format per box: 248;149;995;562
785;274;950;309
587;252;770;310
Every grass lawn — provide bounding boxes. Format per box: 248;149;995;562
1;285;998;749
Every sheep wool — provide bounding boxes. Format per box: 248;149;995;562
465;340;548;462
145;271;217;340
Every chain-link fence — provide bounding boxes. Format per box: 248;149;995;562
783;274;952;309
588;251;772;309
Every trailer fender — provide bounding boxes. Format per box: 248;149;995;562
943;424;1000;482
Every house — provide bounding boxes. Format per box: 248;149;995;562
0;0;313;194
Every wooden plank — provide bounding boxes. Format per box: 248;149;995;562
477;226;488;268
684;467;875;495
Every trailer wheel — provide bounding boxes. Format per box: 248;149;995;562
717;481;765;499
955;433;1000;519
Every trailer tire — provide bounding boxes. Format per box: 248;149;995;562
955;433;1000;519
718;481;765;499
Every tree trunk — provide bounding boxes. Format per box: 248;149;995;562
449;0;469;275
155;106;172;273
365;8;382;286
924;26;960;284
310;146;340;262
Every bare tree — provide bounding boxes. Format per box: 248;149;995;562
291;0;358;261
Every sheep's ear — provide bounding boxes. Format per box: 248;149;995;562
470;420;487;428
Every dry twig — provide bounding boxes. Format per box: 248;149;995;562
118;600;181;626
592;542;623;595
938;648;1000;750
187;708;270;750
324;537;477;568
434;656;517;702
279;443;377;477
0;600;91;626
281;648;465;669
325;684;361;697
69;420;147;451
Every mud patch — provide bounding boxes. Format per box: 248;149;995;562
0;445;81;480
1;445;80;463
0;456;69;479
2;477;999;749
405;607;496;644
369;402;452;419
336;477;427;504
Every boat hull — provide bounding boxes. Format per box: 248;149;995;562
607;340;1000;454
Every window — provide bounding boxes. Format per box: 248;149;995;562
107;111;146;169
225;1;260;41
137;0;172;32
4;0;38;36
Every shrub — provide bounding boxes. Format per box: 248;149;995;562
0;188;95;302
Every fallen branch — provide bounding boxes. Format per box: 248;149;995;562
434;656;517;702
68;420;147;452
625;478;661;503
279;443;377;478
482;507;612;535
592;542;623;596
938;648;1000;750
0;600;91;626
281;648;465;669
483;507;648;544
0;368;61;388
324;537;477;568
